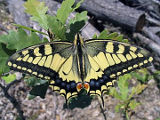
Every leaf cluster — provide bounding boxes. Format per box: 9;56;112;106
109;74;147;120
24;0;87;41
93;29;128;43
131;69;153;83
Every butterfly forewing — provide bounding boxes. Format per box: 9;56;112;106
7;42;81;101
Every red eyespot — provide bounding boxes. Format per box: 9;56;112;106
84;82;89;89
76;83;83;92
83;82;90;93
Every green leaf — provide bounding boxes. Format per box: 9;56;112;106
109;87;122;100
115;104;121;112
66;20;85;41
114;34;128;43
69;11;88;25
0;44;11;75
0;29;43;51
30;82;49;98
92;34;98;39
122;39;128;43
131;84;147;98
66;11;87;41
97;30;128;43
128;100;140;110
97;30;109;39
24;76;47;87
129;84;146;100
47;15;67;40
57;0;75;24
115;35;123;41
2;74;16;84
27;94;36;100
13;24;48;36
28;31;45;46
72;0;84;12
118;74;131;100
115;104;125;112
43;37;49;42
24;0;48;29
105;32;118;39
131;69;150;83
0;30;16;50
25;77;48;98
131;72;144;82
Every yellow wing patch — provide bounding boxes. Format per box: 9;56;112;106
85;55;104;82
50;53;66;72
106;42;114;53
58;55;81;83
93;52;109;70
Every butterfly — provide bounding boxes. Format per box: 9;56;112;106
7;34;153;106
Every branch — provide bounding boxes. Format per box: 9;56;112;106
76;0;146;32
6;79;21;91
133;33;160;57
142;27;160;46
0;23;9;33
146;16;160;26
0;79;25;120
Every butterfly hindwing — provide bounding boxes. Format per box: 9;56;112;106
7;42;81;101
84;39;153;96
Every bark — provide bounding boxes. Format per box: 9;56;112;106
76;0;146;32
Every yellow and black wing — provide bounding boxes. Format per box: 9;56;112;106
84;39;153;97
7;42;81;101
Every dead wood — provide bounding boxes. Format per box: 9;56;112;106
76;0;146;32
147;27;160;34
142;27;160;46
133;33;160;57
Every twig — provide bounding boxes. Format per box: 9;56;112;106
0;23;9;33
147;27;160;34
146;16;160;26
133;33;160;57
0;79;25;120
143;27;160;45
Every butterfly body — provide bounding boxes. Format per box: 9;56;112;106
7;34;153;104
